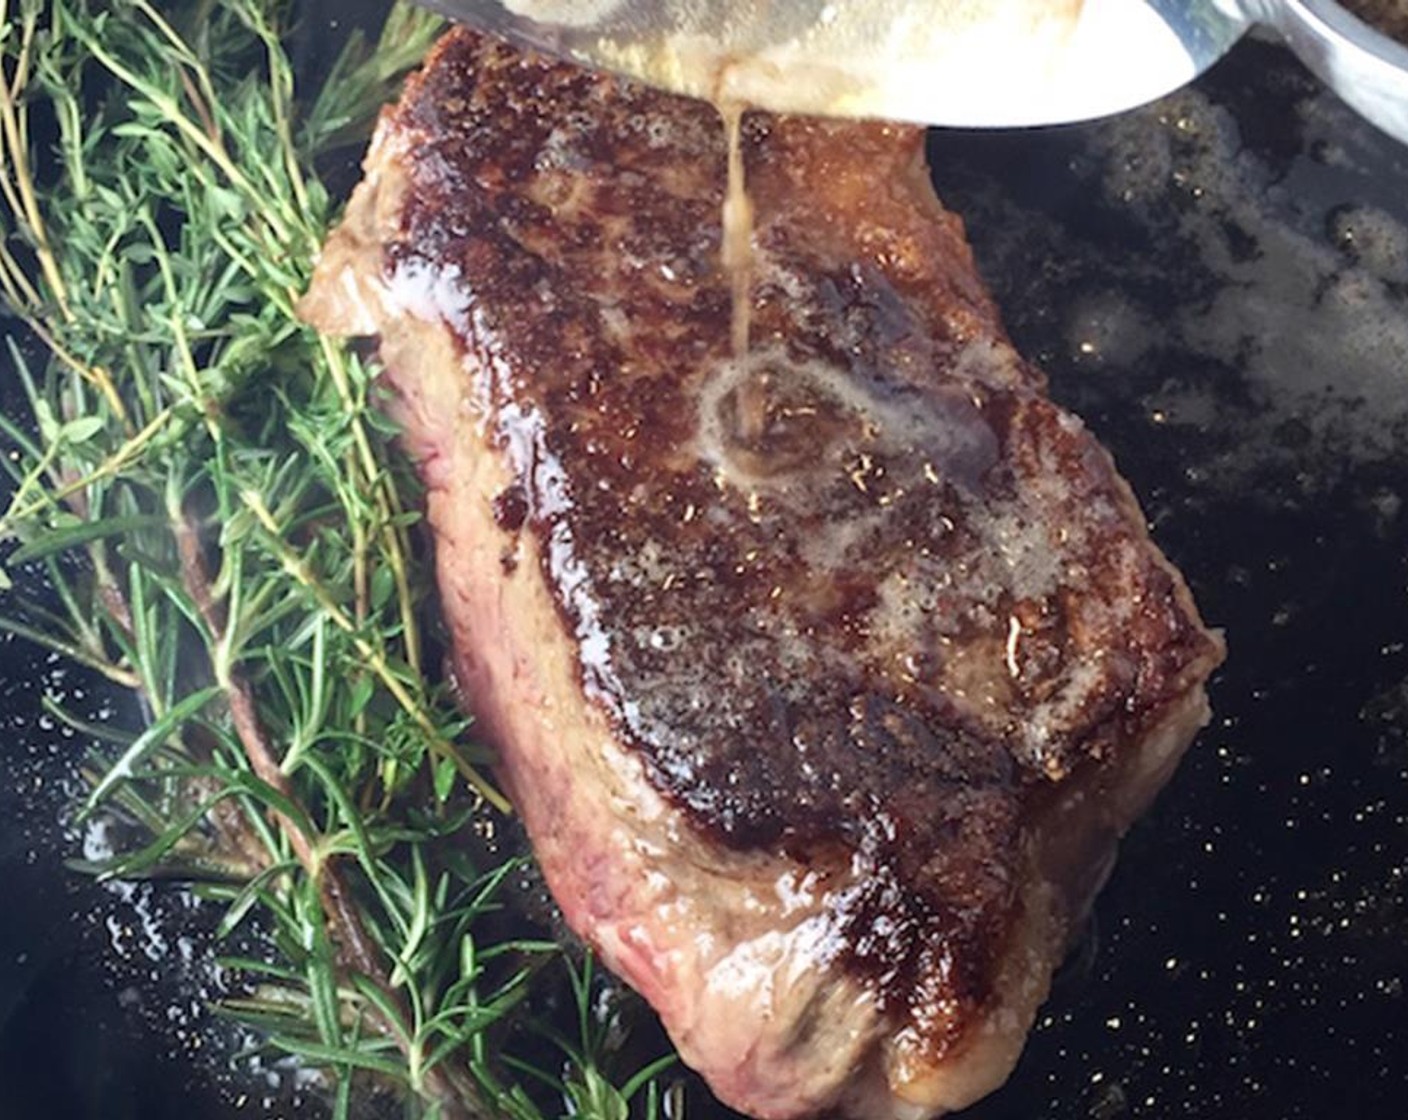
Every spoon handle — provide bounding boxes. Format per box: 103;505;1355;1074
1244;0;1408;144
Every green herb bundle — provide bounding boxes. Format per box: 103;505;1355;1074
0;2;674;1116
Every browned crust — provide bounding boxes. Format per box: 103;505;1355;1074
303;27;1225;1115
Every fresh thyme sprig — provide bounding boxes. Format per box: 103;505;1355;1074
0;2;676;1117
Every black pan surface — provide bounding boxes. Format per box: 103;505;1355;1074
2;6;1406;1118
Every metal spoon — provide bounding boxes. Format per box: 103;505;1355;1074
413;0;1408;144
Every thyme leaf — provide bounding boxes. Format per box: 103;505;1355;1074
0;2;678;1117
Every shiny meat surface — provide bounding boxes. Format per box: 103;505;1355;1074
303;29;1225;1119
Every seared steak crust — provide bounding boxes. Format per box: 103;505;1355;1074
306;29;1224;1119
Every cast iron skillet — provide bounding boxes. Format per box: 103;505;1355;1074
2;3;1406;1117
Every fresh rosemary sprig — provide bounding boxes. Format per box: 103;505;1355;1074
0;2;675;1117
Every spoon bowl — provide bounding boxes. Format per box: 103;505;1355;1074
414;0;1408;143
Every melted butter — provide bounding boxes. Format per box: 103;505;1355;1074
695;344;999;498
591;3;1081;362
719;101;754;358
584;0;1087;123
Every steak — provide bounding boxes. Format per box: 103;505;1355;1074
302;29;1225;1120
